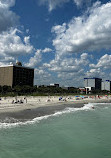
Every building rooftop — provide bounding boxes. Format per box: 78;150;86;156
0;64;34;70
84;77;102;80
102;80;111;82
105;80;110;82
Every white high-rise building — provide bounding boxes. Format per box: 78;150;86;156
101;80;111;91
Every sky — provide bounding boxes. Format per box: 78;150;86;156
0;0;111;87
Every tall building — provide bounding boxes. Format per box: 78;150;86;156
84;77;102;90
101;80;111;91
0;62;34;87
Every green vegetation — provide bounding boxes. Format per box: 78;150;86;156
0;85;79;96
0;85;110;97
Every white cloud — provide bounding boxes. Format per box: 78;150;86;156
34;68;52;85
51;23;66;34
0;28;33;58
31;51;90;86
0;0;19;33
24;36;30;45
0;0;34;65
0;56;15;66
42;47;53;53
52;2;111;56
42;52;89;87
25;49;42;68
86;68;105;78
51;53;89;72
35;68;51;78
90;54;111;69
25;47;52;68
0;0;15;8
86;54;111;79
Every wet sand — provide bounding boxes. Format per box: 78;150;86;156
0;103;84;122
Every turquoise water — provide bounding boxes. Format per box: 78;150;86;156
0;103;111;158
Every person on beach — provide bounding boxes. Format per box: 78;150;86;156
24;97;27;103
12;100;14;104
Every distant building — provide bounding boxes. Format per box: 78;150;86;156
38;85;47;88
0;62;34;87
49;84;59;88
68;87;76;90
79;88;86;94
84;77;102;91
101;80;111;91
61;86;68;90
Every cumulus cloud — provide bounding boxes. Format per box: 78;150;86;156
86;68;103;78
47;53;89;73
52;2;111;56
42;52;89;86
0;28;33;57
0;0;19;33
0;56;15;66
42;47;53;53
89;54;111;69
24;36;30;45
35;68;51;78
25;49;42;68
86;54;111;79
0;0;15;8
0;0;34;65
34;68;52;85
25;48;52;68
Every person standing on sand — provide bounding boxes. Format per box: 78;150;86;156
24;97;27;103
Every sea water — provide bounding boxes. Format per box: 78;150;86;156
0;103;111;158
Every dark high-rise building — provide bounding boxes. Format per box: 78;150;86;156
0;62;34;87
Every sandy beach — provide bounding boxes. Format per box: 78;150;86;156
0;95;111;122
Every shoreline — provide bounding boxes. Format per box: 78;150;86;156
0;96;111;122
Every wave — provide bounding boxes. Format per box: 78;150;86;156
0;103;97;129
84;102;111;107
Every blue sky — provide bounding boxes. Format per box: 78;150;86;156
0;0;111;87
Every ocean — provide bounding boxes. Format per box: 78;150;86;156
0;103;111;158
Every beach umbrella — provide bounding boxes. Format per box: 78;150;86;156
59;97;62;100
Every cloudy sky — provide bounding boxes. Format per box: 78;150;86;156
0;0;111;87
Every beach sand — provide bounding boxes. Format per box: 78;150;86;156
0;95;111;122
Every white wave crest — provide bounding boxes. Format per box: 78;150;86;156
84;102;111;107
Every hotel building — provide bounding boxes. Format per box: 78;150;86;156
0;62;34;87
